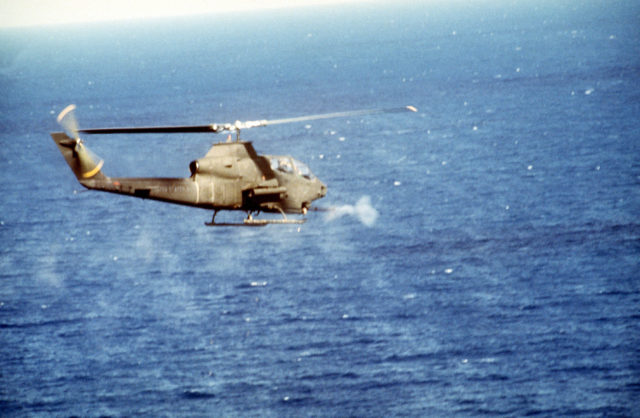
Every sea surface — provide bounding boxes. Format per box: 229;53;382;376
1;1;639;416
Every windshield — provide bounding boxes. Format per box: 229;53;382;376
270;157;315;180
293;158;314;179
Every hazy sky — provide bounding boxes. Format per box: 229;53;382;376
0;0;370;28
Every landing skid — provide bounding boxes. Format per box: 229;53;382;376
204;209;306;227
205;219;306;227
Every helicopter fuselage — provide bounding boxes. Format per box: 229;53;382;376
51;133;326;222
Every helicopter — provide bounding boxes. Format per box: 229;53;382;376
51;104;417;226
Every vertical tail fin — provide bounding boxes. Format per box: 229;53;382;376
51;132;108;185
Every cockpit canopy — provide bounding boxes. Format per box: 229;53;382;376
270;156;315;180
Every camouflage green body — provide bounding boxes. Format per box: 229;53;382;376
51;132;326;216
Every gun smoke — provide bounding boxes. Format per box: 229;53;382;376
325;196;379;227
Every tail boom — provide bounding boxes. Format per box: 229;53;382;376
51;132;205;208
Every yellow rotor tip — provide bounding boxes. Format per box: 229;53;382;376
406;105;418;112
57;104;76;123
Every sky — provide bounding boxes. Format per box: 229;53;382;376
0;0;370;28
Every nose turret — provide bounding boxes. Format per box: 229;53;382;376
318;181;327;199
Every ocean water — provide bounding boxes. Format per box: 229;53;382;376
1;1;639;415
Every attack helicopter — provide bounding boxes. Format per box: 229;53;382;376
51;104;417;226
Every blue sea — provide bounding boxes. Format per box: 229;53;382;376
1;1;639;415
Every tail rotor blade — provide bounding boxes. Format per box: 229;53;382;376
56;104;80;140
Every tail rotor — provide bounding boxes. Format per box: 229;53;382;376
53;104;106;182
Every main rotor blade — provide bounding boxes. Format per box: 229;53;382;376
71;105;418;136
79;125;222;134
254;105;418;128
